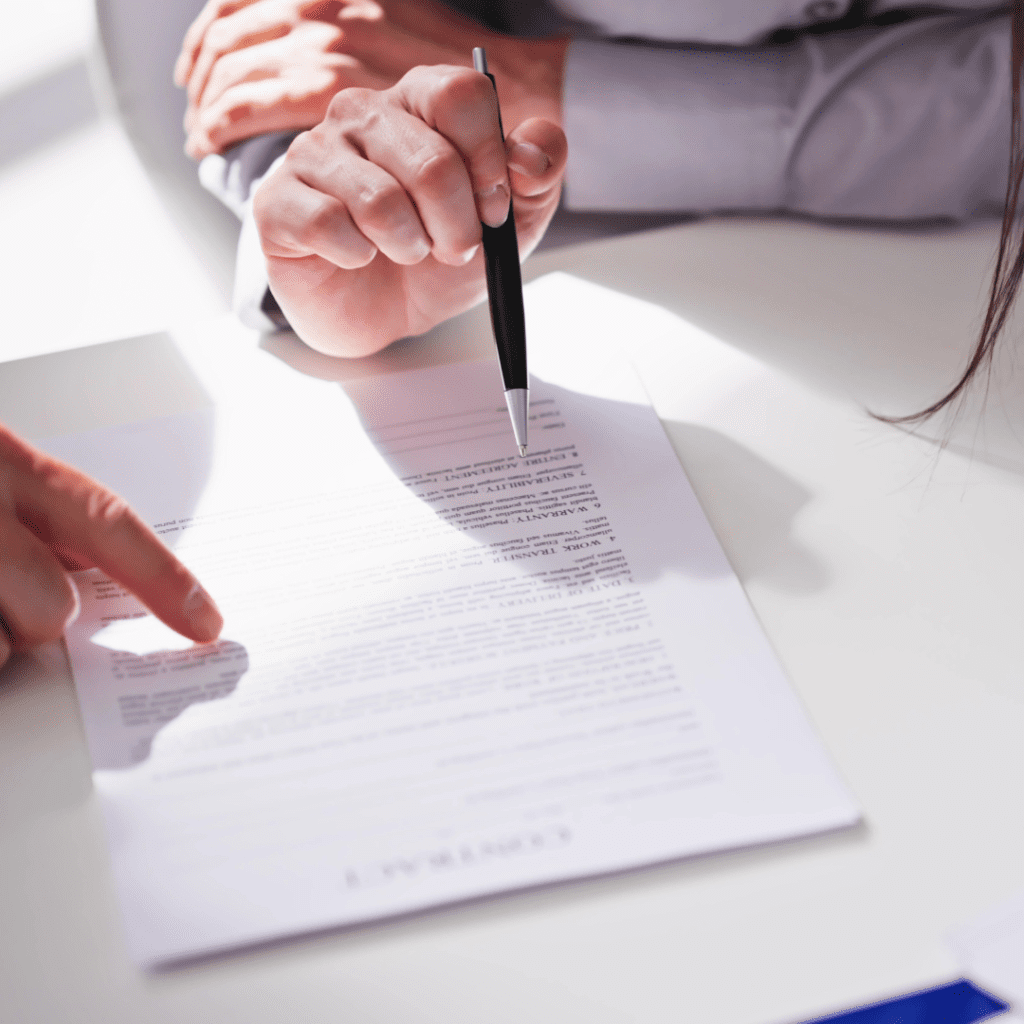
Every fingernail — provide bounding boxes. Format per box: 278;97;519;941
183;582;223;643
508;142;550;177
477;182;510;228
458;244;479;264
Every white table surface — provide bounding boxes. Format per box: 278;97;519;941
1;216;1023;1024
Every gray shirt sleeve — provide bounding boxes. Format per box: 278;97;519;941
562;9;1012;220
198;132;296;331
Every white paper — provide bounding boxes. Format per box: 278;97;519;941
46;275;858;966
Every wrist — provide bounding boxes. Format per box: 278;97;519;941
490;35;568;130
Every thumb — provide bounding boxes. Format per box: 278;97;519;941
505;117;567;200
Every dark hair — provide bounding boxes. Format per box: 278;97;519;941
887;1;1024;425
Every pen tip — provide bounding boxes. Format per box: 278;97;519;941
518;445;527;457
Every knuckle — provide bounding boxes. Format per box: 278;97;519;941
206;20;233;50
441;66;492;105
252;181;278;228
298;17;342;47
400;64;430;88
31;451;67;492
84;487;132;530
412;145;461;194
290;210;325;250
285;128;315;163
354;180;406;228
252;181;275;230
205;62;230;97
325;90;347;120
305;198;343;240
326;87;370;123
206;52;248;97
252;169;294;239
260;187;332;255
212;96;251;132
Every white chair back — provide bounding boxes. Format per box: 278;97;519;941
93;0;239;300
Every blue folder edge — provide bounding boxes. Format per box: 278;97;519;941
800;979;1009;1024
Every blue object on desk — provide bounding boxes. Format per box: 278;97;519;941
801;980;1008;1024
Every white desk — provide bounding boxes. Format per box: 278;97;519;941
1;218;1022;1024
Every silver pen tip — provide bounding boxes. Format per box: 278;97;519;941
505;388;529;459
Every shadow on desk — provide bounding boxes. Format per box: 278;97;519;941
663;423;827;595
260;333;829;597
532;215;1024;475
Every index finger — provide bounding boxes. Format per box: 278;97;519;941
19;452;222;644
174;0;260;88
393;65;511;228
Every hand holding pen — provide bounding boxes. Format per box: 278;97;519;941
252;63;567;362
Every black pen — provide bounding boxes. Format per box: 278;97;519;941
473;46;528;457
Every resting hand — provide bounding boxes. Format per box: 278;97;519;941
175;0;566;158
0;425;222;671
252;63;567;357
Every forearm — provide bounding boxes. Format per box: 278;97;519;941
562;9;1012;221
486;33;568;130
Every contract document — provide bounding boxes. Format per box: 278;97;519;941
46;274;858;966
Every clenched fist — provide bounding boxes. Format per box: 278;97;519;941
252;63;567;356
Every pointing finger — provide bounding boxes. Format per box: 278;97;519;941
3;429;223;645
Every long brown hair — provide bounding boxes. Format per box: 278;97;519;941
888;1;1024;425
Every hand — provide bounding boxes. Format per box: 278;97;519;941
175;0;567;158
176;0;379;159
0;424;222;671
252;63;567;357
